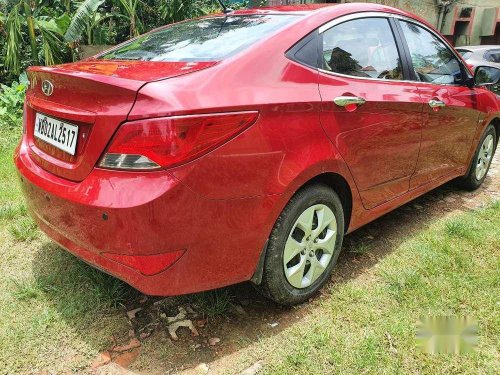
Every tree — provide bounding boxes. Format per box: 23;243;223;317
64;0;114;44
116;0;141;37
4;0;69;74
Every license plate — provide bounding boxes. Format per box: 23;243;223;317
34;113;79;156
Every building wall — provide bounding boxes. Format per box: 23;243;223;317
262;0;500;46
441;0;500;46
351;0;440;26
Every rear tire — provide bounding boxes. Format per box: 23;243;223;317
457;125;497;191
256;184;344;305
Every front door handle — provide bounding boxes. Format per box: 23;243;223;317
334;96;366;108
428;99;446;109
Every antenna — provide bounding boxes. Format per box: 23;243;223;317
216;0;233;14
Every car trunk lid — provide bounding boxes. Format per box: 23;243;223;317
25;60;217;182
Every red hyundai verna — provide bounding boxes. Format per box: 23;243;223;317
15;4;499;305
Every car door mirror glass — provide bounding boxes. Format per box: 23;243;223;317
475;66;500;94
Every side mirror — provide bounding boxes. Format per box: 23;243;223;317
474;66;500;94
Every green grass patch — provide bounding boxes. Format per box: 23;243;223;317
9;215;38;242
191;288;234;318
0;128;133;372
0;202;27;220
247;202;500;375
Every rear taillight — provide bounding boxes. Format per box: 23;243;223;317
99;111;259;170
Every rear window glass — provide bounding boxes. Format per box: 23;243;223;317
99;15;299;62
484;49;500;63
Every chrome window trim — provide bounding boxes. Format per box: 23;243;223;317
318;12;390;34
318;68;418;85
318;11;471;87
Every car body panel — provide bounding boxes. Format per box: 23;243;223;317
318;74;423;209
25;61;219;182
410;84;481;189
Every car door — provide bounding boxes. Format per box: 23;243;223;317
397;20;481;189
318;16;422;209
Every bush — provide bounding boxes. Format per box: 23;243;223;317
0;72;27;130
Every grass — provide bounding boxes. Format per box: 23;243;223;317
0;126;133;373
9;215;38;242
0;123;499;373
191;289;234;318
237;203;500;375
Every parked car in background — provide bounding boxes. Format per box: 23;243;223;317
15;3;500;306
456;45;500;72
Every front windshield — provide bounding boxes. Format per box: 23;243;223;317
99;15;300;62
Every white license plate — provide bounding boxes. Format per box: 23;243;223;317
34;113;79;156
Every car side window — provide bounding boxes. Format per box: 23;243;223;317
321;18;403;80
484;49;500;64
400;21;462;85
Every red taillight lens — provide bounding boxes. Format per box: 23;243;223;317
99;111;259;170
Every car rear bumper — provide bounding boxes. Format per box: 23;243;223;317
14;138;275;296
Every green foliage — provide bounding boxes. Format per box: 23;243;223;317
0;72;27;129
2;1;72;77
64;0;105;42
161;0;219;24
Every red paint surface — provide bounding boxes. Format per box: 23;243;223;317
14;3;500;296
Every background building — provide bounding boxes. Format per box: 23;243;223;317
261;0;500;46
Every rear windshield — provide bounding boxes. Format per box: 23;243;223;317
99;15;300;62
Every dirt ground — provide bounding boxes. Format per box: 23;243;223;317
90;152;499;375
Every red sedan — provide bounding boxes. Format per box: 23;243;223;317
15;4;499;305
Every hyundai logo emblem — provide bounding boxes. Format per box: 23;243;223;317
41;80;54;96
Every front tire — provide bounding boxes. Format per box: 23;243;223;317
257;184;344;305
458;125;497;191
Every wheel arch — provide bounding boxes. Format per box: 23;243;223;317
299;172;353;233
251;170;355;285
492;117;500;148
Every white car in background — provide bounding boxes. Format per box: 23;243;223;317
456;45;500;72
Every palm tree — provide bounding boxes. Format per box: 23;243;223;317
4;0;67;74
116;0;141;37
64;0;107;43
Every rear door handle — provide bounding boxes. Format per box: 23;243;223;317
428;99;446;109
334;96;366;108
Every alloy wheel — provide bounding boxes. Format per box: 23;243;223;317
283;204;337;289
476;134;494;180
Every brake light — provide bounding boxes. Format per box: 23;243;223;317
99;111;259;170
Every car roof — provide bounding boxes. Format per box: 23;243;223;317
225;3;429;27
457;45;500;51
230;4;337;15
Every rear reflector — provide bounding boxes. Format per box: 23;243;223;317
99;111;259;170
103;250;185;276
